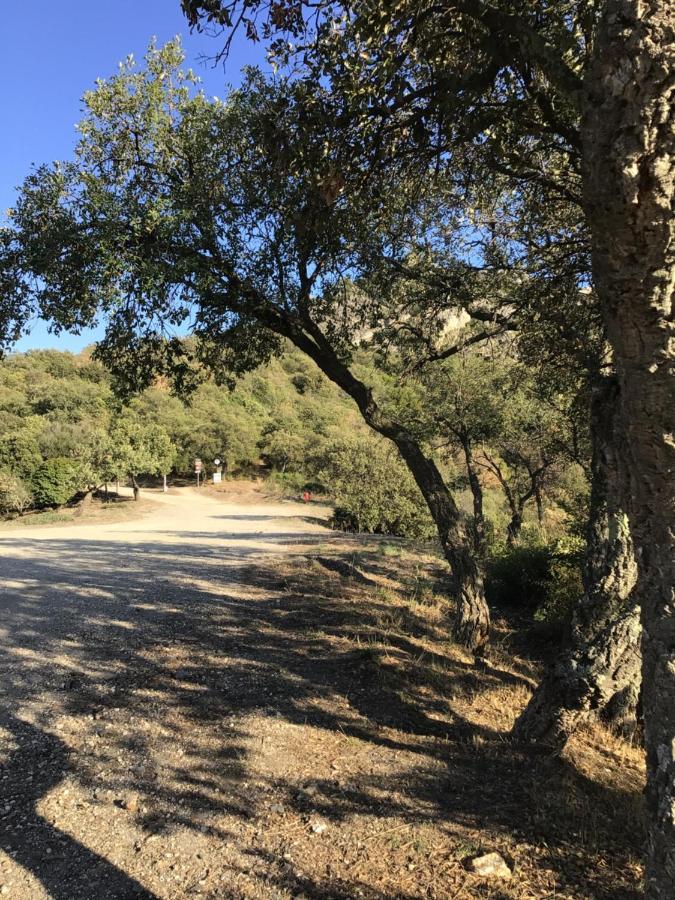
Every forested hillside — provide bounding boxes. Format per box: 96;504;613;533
0;344;362;503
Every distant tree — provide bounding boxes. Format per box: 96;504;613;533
0;471;32;516
0;425;42;480
258;417;309;474
108;418;175;499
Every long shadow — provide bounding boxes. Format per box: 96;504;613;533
0;533;643;898
0;712;156;899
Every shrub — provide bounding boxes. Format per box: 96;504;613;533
0;471;32;517
486;540;553;610
316;437;435;539
31;457;81;508
486;534;584;625
534;536;585;626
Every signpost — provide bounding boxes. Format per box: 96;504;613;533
194;457;202;488
212;457;222;485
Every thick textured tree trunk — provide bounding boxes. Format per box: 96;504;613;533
513;377;641;746
582;4;674;894
514;601;641;748
131;475;140;501
282;318;491;652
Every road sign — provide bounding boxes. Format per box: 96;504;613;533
194;458;202;473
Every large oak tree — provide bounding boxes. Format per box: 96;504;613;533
181;1;675;892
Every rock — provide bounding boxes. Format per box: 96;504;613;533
469;852;512;879
310;819;328;834
269;803;285;815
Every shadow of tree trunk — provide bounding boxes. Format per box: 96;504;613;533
0;712;156;900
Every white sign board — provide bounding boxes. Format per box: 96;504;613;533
212;472;222;484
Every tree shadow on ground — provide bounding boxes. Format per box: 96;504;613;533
0;530;643;898
0;712;156;899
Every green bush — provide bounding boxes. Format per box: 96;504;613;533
486;540;552;610
486;534;584;624
534;536;585;626
316;438;435;539
0;471;32;517
31;457;81;508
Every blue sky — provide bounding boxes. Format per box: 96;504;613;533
1;0;267;352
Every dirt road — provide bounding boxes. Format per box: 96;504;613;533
0;488;336;900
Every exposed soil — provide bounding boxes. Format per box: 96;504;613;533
0;485;644;899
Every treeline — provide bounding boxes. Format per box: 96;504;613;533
0;345;362;511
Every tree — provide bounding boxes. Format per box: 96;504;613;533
181;2;674;887
581;8;674;890
31;457;82;508
476;371;570;543
0;44;495;652
0;471;32;516
315;436;435;538
108;418;175;499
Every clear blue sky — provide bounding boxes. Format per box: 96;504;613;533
1;0;267;352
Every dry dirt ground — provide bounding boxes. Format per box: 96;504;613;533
0;485;644;899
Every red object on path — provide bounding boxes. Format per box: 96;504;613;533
302;490;311;503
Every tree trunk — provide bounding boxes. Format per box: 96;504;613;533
582;5;675;893
461;435;486;555
391;435;490;653
506;510;523;545
514;601;641;748
282;317;491;652
163;473;168;493
131;476;140;501
534;485;544;527
74;489;94;518
513;375;641;746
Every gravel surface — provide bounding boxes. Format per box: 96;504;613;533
0;488;334;899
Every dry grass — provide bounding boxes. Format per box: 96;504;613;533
0;494;157;531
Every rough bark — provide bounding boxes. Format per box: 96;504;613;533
281;317;491;652
582;4;675;894
460;434;487;555
513;375;641;746
514;601;641;749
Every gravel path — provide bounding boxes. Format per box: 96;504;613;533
0;489;333;899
